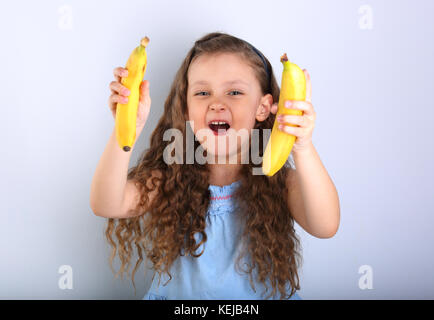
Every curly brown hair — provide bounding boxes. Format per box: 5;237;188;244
105;31;303;300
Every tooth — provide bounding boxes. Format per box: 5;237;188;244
210;121;229;126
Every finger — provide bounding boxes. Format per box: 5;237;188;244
284;100;314;116
113;67;128;82
277;114;305;127
109;81;131;96
109;93;128;105
303;69;312;103
278;123;304;137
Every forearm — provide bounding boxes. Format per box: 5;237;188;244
292;142;340;237
89;126;140;216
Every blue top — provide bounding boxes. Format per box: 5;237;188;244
142;179;301;300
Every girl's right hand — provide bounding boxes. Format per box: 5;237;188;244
108;66;152;130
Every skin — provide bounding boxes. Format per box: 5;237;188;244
109;55;340;238
186;52;274;187
185;54;340;237
279;70;340;238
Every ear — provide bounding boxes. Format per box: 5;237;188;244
255;93;274;122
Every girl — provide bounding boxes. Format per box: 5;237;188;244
90;32;340;300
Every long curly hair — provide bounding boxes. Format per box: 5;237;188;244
105;31;303;300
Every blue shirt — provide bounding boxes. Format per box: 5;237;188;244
143;180;302;300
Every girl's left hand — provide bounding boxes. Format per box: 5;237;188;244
270;69;316;153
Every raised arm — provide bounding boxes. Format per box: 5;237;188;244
286;142;340;238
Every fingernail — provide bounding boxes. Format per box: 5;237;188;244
285;101;292;108
123;97;128;103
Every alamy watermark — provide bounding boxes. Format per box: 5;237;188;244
58;265;73;290
358;264;374;290
58;5;73;30
358;4;374;30
162;121;278;175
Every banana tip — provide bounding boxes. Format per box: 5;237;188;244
123;146;131;152
280;53;288;63
141;36;150;48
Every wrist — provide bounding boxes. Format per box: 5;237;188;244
292;141;315;158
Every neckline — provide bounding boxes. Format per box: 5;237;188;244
208;179;241;204
209;179;242;189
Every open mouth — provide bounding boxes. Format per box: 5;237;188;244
208;121;231;135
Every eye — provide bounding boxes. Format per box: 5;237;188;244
194;90;243;96
194;91;208;96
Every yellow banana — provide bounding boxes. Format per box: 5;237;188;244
262;53;306;176
115;36;150;152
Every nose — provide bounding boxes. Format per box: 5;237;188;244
209;102;227;112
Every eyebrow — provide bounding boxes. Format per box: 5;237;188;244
190;80;249;87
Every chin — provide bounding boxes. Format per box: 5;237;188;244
206;145;245;164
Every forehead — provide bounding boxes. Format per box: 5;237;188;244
188;52;255;86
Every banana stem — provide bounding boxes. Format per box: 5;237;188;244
140;36;150;48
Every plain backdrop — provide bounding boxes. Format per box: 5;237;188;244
1;0;433;299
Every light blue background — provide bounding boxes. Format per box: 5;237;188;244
1;0;433;299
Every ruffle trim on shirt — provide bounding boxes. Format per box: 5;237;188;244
210;194;233;201
209;180;241;199
207;180;241;216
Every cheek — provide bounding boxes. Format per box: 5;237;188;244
234;112;257;130
187;107;207;132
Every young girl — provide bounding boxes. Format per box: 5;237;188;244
90;32;340;300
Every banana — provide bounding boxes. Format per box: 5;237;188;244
115;36;150;152
262;53;306;176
